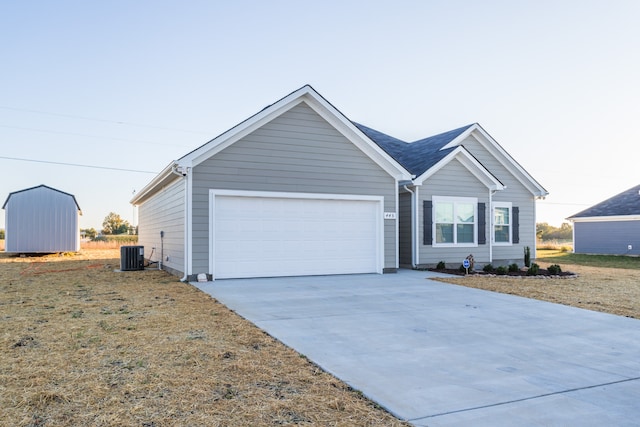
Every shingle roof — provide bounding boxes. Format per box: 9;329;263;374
568;184;640;218
354;123;474;177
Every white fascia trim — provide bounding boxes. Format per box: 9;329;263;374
185;91;309;168
442;124;548;197
180;86;411;181
471;127;548;197
208;189;386;279
130;161;179;205
570;215;640;223
301;92;411;181
413;147;505;190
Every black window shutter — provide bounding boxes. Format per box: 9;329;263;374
423;200;433;245
478;202;486;245
512;206;520;244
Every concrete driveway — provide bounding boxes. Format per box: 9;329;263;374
194;270;640;426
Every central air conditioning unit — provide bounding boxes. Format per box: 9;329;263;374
120;245;144;271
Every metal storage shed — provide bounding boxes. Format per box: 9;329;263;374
2;184;82;253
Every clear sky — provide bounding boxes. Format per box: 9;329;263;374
2;1;638;230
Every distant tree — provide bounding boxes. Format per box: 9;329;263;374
536;222;572;241
556;222;573;240
536;222;553;240
0;229;4;240
81;228;98;240
102;212;131;235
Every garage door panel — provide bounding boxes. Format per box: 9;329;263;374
213;194;381;279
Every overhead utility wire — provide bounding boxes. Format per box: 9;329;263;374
0;106;211;135
0;124;194;148
0;155;158;174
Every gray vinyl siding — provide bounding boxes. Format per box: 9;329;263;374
574;220;640;255
458;135;537;265
399;191;412;266
137;178;185;275
191;102;398;274
4;186;80;253
418;158;490;266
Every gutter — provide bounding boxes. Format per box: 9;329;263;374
170;164;190;281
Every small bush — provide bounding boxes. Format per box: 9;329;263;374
496;266;508;275
524;246;531;267
459;265;467;273
436;261;446;270
527;263;540;276
508;263;519;273
547;264;562;275
483;264;494;273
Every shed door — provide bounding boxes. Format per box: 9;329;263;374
212;193;382;279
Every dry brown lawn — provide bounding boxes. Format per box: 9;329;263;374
3;249;638;426
1;249;409;426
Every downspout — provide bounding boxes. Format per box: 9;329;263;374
403;184;417;268
489;189;496;263
171;164;190;282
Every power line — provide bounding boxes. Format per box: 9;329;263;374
537;201;592;207
0;155;158;174
0;124;194;148
0;105;211;135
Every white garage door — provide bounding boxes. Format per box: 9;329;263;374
211;192;382;279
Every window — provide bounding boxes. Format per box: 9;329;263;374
432;197;477;246
494;202;512;244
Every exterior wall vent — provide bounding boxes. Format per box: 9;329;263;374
120;245;144;271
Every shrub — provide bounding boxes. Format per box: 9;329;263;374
527;263;540;276
547;264;562;275
483;264;494;273
496;266;508;275
524;246;531;267
508;263;519;273
436;261;446;270
459;265;467;273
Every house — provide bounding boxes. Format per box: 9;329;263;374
131;85;547;280
3;184;82;253
567;184;640;255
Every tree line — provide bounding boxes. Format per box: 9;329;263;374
536;222;572;241
81;212;136;240
2;217;574;242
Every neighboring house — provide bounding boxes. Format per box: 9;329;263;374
567;184;640;255
131;85;547;280
3;184;82;253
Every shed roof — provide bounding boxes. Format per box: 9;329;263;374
568;184;640;219
3;184;82;213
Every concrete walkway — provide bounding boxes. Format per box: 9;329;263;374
194;270;640;426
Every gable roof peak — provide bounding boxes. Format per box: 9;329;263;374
3;184;82;212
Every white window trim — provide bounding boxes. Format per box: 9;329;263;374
493;201;513;246
432;196;478;248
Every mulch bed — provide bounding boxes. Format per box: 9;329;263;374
430;267;577;278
